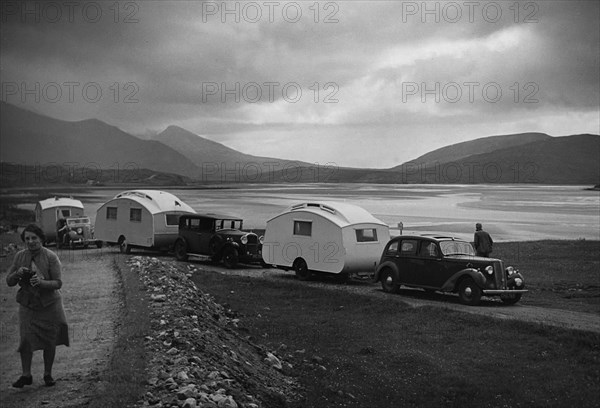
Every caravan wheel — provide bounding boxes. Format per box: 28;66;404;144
294;258;310;281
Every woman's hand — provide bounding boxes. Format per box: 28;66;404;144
16;267;30;279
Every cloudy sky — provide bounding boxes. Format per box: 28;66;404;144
1;0;598;168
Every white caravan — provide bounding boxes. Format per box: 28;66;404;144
35;197;85;244
262;202;390;280
94;190;195;253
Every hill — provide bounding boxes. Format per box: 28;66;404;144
0;102;200;178
393;132;552;169
154;126;311;182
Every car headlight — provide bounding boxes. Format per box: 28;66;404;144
259;235;264;244
77;227;83;234
241;235;248;244
485;265;494;275
514;277;523;287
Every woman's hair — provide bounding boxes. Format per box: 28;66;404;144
21;224;46;242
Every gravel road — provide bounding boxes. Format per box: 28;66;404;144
0;248;119;408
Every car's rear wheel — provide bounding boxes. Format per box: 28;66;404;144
174;239;188;261
380;269;400;294
500;293;522;305
222;247;239;269
457;278;482;306
294;258;310;281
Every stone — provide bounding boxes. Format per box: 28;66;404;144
264;352;283;370
182;397;197;408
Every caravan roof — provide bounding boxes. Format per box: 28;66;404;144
113;190;195;214
280;201;387;228
37;197;84;210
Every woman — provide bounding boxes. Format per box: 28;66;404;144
6;224;69;388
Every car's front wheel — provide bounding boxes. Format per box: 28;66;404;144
500;293;522;305
174;239;188;261
222;247;239;269
457;278;482;306
380;269;400;294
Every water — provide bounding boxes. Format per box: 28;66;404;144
11;184;600;242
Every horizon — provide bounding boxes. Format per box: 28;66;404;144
1;1;598;167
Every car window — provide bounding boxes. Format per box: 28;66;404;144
400;240;418;255
439;240;475;256
419;241;440;258
386;241;399;255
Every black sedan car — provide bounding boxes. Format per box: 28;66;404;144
174;213;263;268
374;235;527;305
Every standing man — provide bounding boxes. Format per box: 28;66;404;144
474;223;493;257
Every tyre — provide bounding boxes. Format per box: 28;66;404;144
294;258;310;281
500;293;522;305
380;269;400;294
222;247;239;269
457;278;482;306
174;239;188;261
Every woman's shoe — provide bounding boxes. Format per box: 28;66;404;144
12;375;33;388
43;375;56;386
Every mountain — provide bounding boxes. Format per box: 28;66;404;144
393;132;552;169
0;102;200;178
354;133;599;184
153;126;311;182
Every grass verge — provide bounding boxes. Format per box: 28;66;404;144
87;255;150;408
192;271;600;408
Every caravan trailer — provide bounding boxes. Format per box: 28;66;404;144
262;202;390;280
35;197;85;244
94;190;195;253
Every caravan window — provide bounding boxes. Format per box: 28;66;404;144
106;207;117;220
166;214;179;226
130;208;142;222
61;209;71;217
293;221;312;236
356;228;378;242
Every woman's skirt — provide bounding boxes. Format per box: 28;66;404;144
18;299;69;352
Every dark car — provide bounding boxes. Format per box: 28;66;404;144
57;216;99;249
174;213;263;268
374;235;527;305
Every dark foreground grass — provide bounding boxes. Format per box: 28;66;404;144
493;240;600;313
192;272;600;408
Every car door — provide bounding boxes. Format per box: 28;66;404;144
416;241;447;288
196;218;215;254
397;239;421;285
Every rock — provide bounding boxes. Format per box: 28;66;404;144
151;294;167;302
177;384;197;400
182;397;197;408
217;396;238;408
177;371;189;381
264;352;283;370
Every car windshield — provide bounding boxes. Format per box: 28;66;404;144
216;219;243;230
439;240;475;256
67;217;90;226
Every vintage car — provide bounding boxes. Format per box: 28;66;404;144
373;235;527;305
174;213;263;268
57;216;99;249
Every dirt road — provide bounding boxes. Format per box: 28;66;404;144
0;247;119;408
